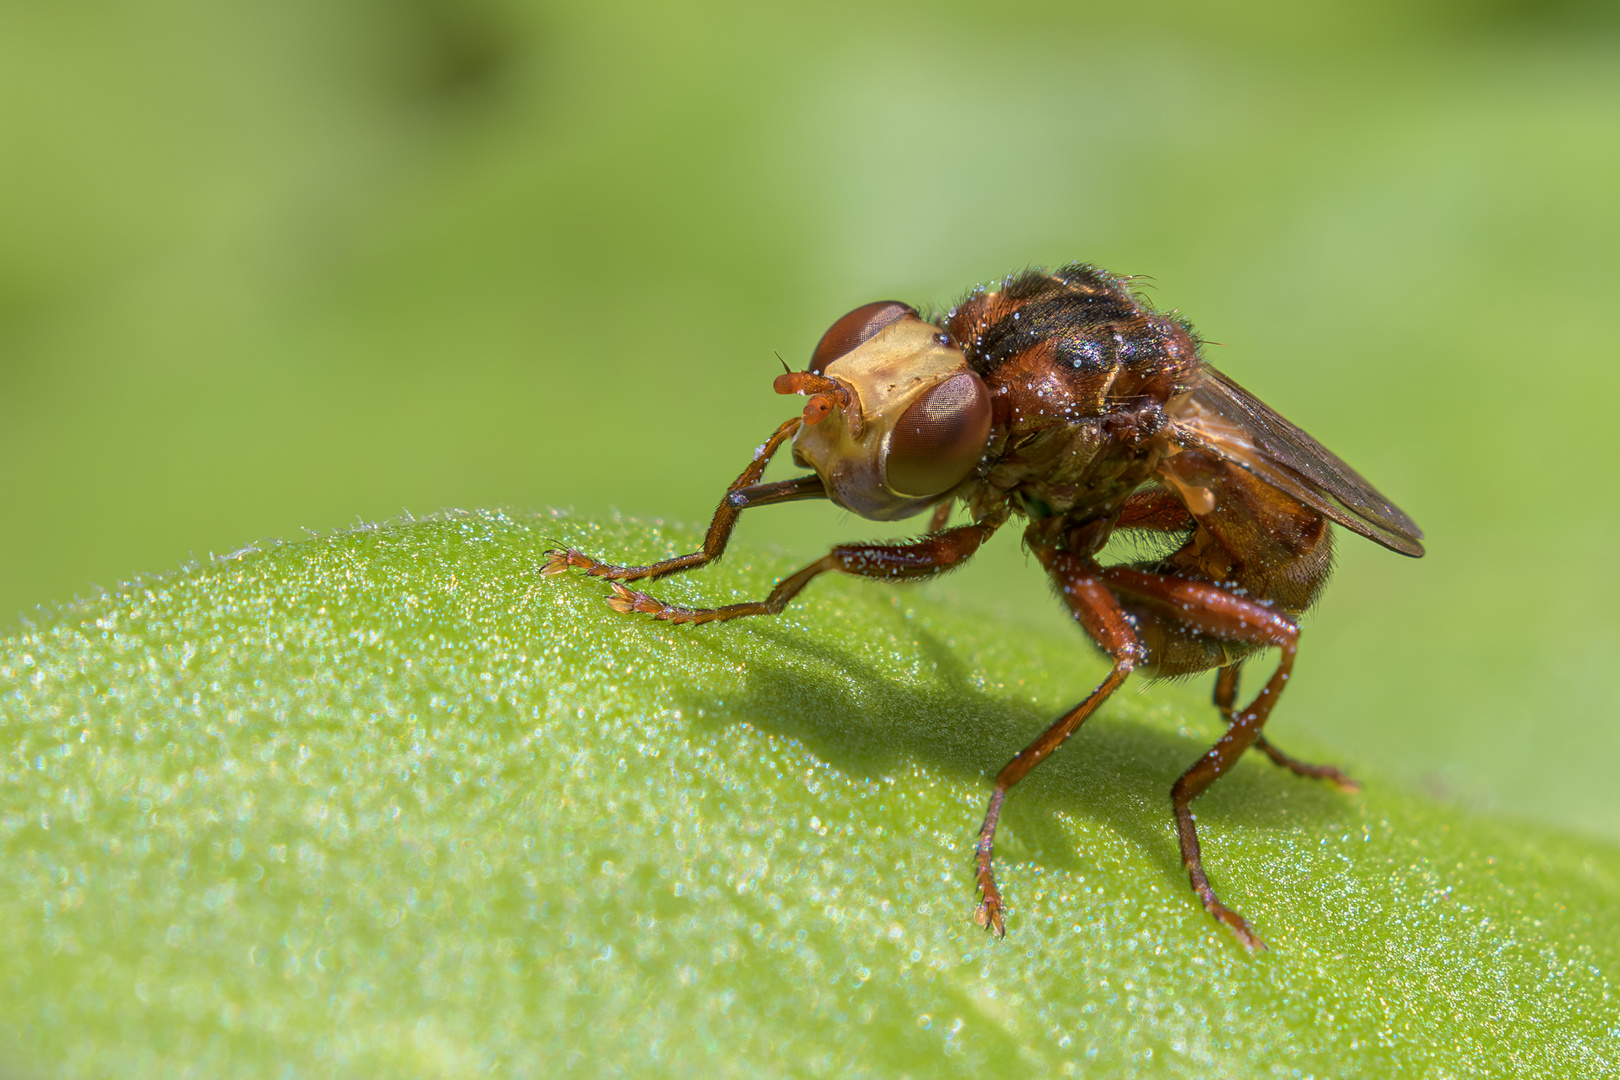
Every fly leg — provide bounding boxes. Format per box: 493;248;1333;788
973;548;1145;937
1214;666;1358;791
543;417;818;583
603;522;998;625
1102;565;1309;951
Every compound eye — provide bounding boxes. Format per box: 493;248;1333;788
809;301;916;373
885;372;992;497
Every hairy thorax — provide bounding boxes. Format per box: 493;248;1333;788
944;268;1201;553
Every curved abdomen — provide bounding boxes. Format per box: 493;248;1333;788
1122;449;1334;679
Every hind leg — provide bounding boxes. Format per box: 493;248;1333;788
1214;665;1359;792
1102;565;1324;950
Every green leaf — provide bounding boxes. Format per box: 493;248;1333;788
3;511;1617;1077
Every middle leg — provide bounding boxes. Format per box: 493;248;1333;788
973;548;1145;937
604;521;999;625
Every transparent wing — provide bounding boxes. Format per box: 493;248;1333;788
1168;365;1425;557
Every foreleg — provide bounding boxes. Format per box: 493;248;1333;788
543;417;816;582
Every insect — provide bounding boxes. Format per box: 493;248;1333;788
544;263;1423;950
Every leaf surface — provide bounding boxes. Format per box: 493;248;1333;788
2;511;1617;1077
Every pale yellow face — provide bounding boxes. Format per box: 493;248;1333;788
792;316;991;521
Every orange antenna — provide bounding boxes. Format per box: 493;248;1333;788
773;370;856;430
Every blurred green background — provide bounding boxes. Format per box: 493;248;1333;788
2;0;1617;844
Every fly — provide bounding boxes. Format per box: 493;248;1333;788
545;263;1423;950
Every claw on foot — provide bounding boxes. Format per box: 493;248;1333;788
542;548;597;576
607;582;652;615
606;582;694;622
973;858;1007;937
974;898;1006;938
1318;763;1362;793
1201;894;1267;952
1284;758;1361;793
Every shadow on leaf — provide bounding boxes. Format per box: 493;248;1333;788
661;612;1362;894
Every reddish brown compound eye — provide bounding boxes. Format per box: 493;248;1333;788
809;301;917;373
885;372;992;497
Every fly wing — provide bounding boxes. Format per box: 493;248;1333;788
1168;365;1425;557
